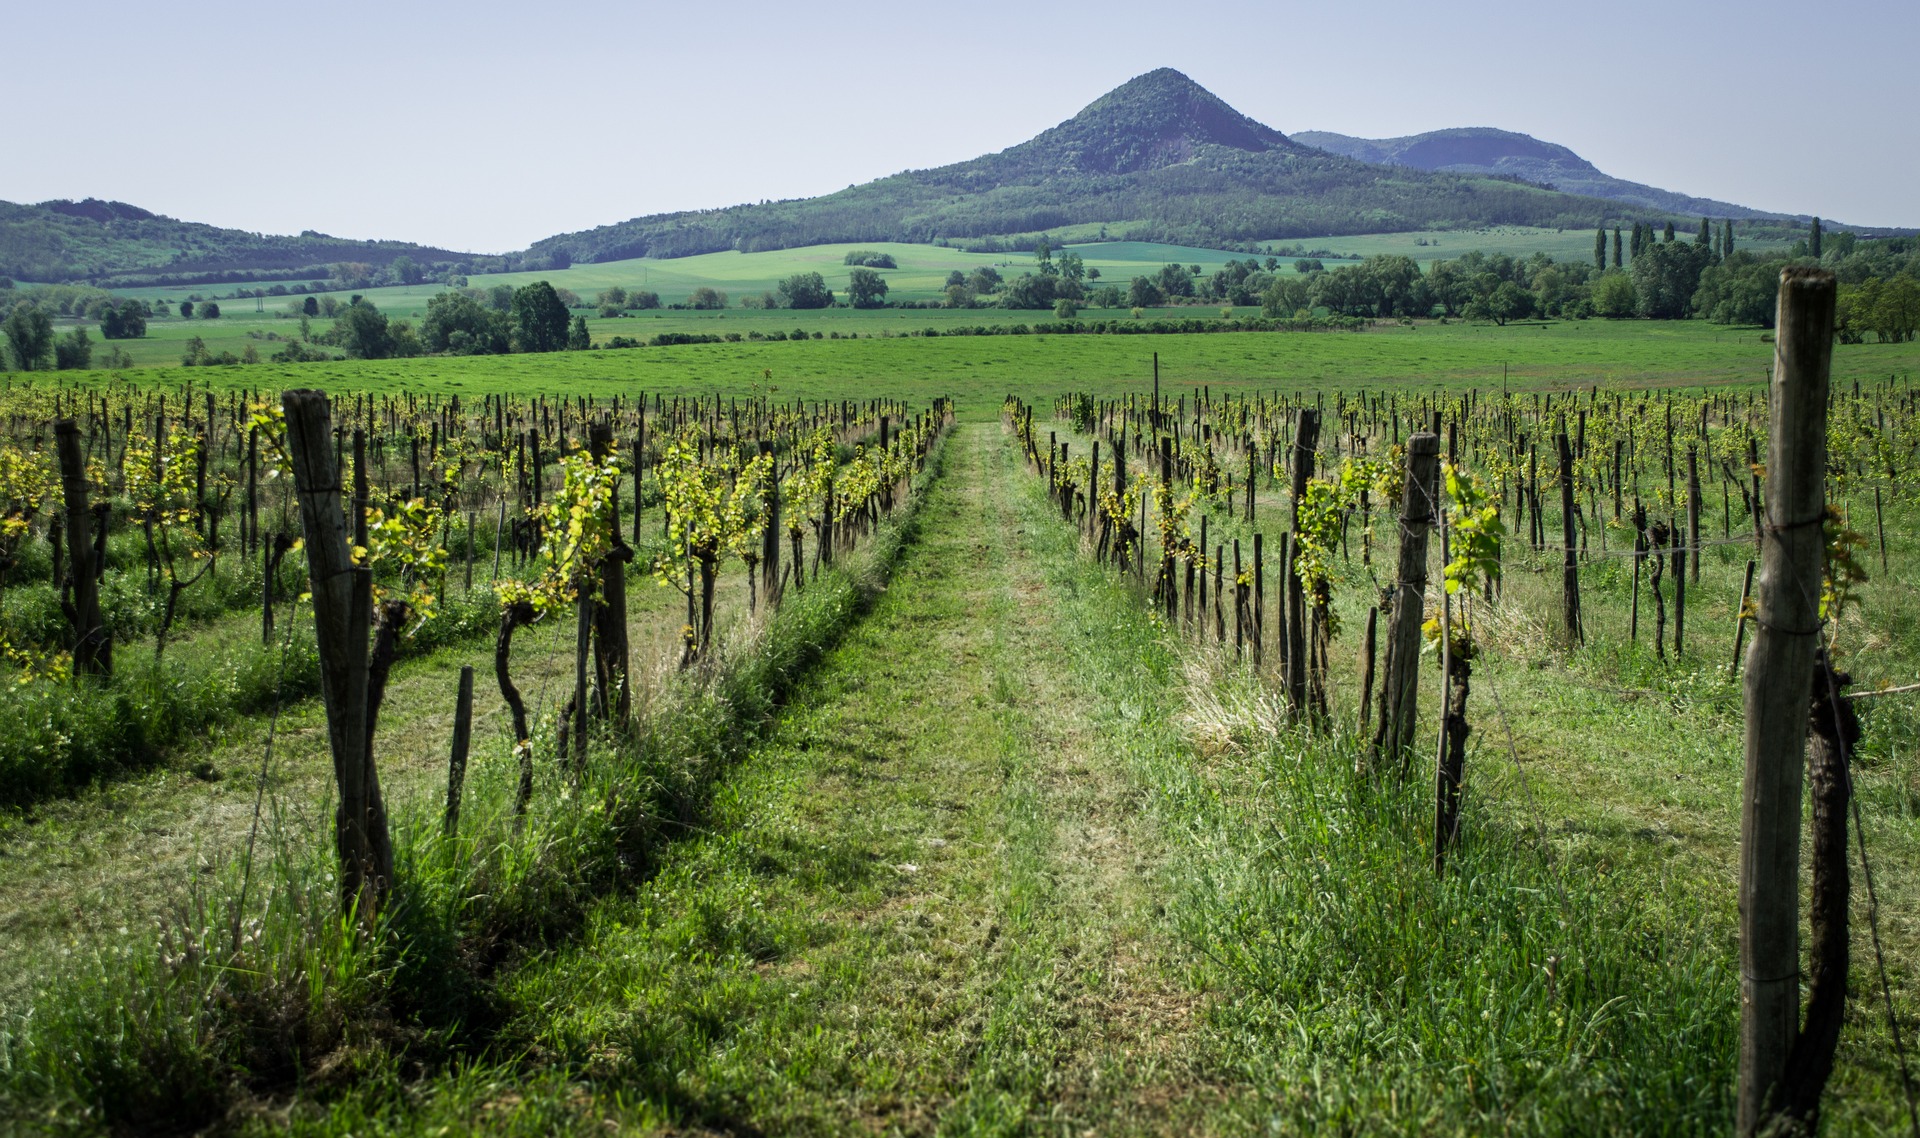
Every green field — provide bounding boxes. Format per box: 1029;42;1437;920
96;228;1802;323
38;318;1918;420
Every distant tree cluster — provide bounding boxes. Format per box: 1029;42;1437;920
842;250;899;269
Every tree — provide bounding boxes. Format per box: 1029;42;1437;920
846;267;889;309
1001;272;1057;309
337;299;395;359
421;291;509;354
3;305;54;370
1697;217;1712;246
597;286;627;310
1663;221;1676;243
629;289;661;310
389;255;423;285
1128;276;1163;308
1613;228;1623;269
511;281;570;351
1033;238;1054;276
1595;227;1607;271
1810;217;1823;259
777;272;833;309
53;327;92;370
944;270;966;289
1631;240;1715;318
568;315;591;350
201;301;221;319
687;287;727;310
967;267;1002;295
302;295;320;317
179;300;194;319
1593;271;1638;318
1156;262;1194;298
1724;219;1735;259
100;299;146;339
1058;251;1085;283
1053;298;1079;319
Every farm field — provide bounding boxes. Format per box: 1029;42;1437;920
33;318;1920;416
101;230;1801;318
0;315;1916;1135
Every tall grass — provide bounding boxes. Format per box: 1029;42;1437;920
1003;428;1740;1133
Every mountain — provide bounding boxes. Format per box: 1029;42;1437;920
527;69;1657;264
0;198;473;286
1292;127;1789;221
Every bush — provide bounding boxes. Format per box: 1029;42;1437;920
841;250;898;269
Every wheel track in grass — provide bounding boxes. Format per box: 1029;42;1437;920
481;423;1227;1136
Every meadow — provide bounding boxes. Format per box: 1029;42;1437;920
0;315;1914;1135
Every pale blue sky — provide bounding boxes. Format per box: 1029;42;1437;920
8;0;1914;252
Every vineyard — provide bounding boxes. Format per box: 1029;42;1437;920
0;273;1915;1134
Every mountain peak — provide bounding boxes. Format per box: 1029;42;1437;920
1016;68;1295;175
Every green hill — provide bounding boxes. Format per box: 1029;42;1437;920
0;198;470;286
526;69;1668;265
1292;126;1795;221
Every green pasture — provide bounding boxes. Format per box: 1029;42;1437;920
35;318;1920;420
94;225;1798;317
103;240;1293;312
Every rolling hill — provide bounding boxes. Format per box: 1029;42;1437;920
524;69;1667;265
1291;127;1791;220
0;198;471;287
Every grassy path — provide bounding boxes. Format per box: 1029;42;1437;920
324;423;1227;1135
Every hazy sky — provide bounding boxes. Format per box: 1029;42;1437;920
9;0;1914;253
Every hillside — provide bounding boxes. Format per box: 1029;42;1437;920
1292;127;1790;220
526;69;1659;264
0;198;472;287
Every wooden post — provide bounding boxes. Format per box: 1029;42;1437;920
55;421;112;678
1556;427;1582;643
281;390;392;917
1252;532;1264;668
1687;446;1702;584
1372;431;1439;770
444;665;474;838
1873;486;1888;574
1737;268;1833;1137
1730;559;1756;679
1285;409;1320;719
588;421;633;725
1358;604;1379;738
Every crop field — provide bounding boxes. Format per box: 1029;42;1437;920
98;228;1800;324
0;306;1916;1135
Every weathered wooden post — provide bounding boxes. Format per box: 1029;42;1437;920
1285;408;1320;719
444;665;475;838
1556;426;1582;643
588;421;632;726
1737;268;1833;1136
282;390;392;917
54;420;111;678
1371;431;1439;770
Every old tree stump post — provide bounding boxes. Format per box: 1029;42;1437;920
282;390;393;917
1739;268;1849;1136
1371;431;1440;771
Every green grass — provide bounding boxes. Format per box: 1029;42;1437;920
36;318;1920;423
100;239;1301;314
94;230;1801;320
